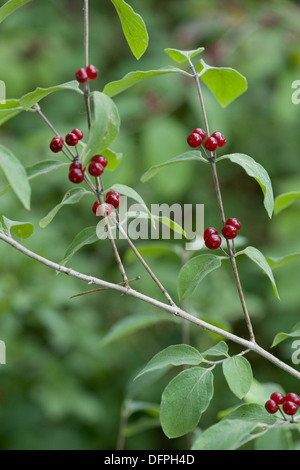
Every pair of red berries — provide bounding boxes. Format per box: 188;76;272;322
265;392;300;417
187;128;226;151
68;155;108;184
75;65;98;83
92;191;121;216
49;128;84;153
204;218;241;250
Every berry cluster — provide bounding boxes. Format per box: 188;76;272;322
265;392;300;419
75;64;98;83
49;128;84;153
187;128;226;152
204;217;241;250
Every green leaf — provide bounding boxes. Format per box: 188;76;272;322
100;313;171;346
202;341;229;358
0;0;32;23
103;66;190;98
197;59;248;107
237;246;280;299
101;148;123;171
61;226;99;266
274;191;300;215
217;153;274;218
141;150;207;183
110;0;148;60
39;188;92;229
20;81;82;110
271;322;300;348
160;367;214;439
109;183;153;224
222;356;253;399
164;47;205;63
81;91;120;166
0;100;23;126
0;144;31;210
134;344;203;380
267;252;300;271
126;210;186;237
0;215;33;239
177;254;223;300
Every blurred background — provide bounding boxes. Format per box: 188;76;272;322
0;0;300;450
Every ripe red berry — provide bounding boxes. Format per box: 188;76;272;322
270;392;285;405
92;201;113;217
222;224;237;240
69;168;84;184
225;218;241;231
285;393;300;406
71;129;84;140
75;67;88;83
91;155;108;168
88;161;104;177
193;128;206;141
69;160;83;171
282;401;298;416
187;132;202;148
86;64;98;80
65;132;79;146
205;234;222;250
106;190;121;208
211;131;226;147
203;136;218;151
50;136;64;153
204;227;218;240
265;399;279;414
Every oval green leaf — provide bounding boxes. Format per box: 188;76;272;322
20;81;82;110
1;215;33;239
0;100;23;126
267;252;300;271
274;191;300;215
222;356;253;399
271;322;300;348
164;47;205;63
0;0;32;23
61;226;99;266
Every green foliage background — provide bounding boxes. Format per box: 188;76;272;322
0;0;300;450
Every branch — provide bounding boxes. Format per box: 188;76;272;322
0;232;299;381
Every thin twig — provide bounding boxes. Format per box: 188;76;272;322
83;0;92;129
70;276;140;298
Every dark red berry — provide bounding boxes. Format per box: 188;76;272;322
211;131;226;147
193;128;206;141
71;129;84;140
91;155;108;168
106;191;121;208
285;393;300;406
205;234;222;250
187;132;202;148
88;161;104;177
86;64;98;80
75;68;88;83
282;401;298;416
69;168;84;184
69;160;83;171
270;392;285;405
265;399;279;414
222;224;237;240
203;136;218;151
93;201;112;217
50;136;64;153
65;132;79;146
225;217;241;231
204;227;218;240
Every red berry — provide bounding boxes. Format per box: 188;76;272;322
222;224;237;240
193;128;206;141
88;161;104;177
282;401;298;416
65;132;79;146
69;160;83;171
270;392;285;405
205;234;222;250
203;136;218;151
93;201;113;217
203;227;218;240
75;67;88;83
285;393;300;406
225;218;241;231
106;191;121;208
86;64;98;80
91;155;108;168
71;129;84;140
187;132;202;148
265;399;279;414
69;168;84;184
50;136;64;153
211;131;226;147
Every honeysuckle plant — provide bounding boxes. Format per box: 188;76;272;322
0;0;300;451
